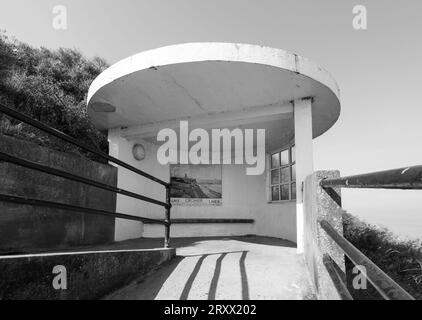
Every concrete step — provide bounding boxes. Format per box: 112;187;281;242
0;243;175;300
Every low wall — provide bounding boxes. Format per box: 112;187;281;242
303;171;345;300
0;248;175;300
0;134;117;254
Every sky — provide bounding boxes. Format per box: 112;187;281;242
1;0;421;239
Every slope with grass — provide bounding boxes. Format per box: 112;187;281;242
343;212;422;300
0;31;109;161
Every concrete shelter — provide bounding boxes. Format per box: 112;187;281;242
87;43;341;253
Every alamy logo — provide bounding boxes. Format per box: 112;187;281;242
52;5;68;30
52;265;67;290
353;5;367;30
157;121;266;175
352;265;368;290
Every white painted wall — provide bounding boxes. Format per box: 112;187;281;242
255;201;297;242
108;129;169;241
109;128;297;243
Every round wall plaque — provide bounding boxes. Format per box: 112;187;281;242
132;144;146;161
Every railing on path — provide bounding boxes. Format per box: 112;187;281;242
319;166;421;300
0;102;172;249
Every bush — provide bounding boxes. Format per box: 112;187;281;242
343;212;422;300
0;31;109;162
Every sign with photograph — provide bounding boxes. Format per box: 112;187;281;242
170;164;222;206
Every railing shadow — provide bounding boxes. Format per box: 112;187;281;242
180;250;250;300
180;254;209;300
239;251;249;300
208;253;227;300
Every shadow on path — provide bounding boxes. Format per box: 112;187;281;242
180;254;209;300
239;251;249;300
180;251;250;300
105;236;302;300
208;253;227;300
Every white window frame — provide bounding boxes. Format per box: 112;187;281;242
267;145;296;203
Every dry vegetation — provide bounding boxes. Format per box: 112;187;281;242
343;212;422;300
0;31;109;162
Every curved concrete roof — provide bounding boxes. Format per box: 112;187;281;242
87;43;341;143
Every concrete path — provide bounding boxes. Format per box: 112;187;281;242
105;236;316;300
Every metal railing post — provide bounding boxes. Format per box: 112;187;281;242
164;185;171;248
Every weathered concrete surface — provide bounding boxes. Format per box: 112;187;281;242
303;171;345;300
105;236;316;300
0;134;117;254
0;247;175;300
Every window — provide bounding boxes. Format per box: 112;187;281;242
270;146;296;201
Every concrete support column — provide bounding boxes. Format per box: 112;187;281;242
303;171;345;300
294;98;314;254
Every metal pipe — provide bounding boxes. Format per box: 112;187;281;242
144;219;255;224
321;165;422;190
320;220;414;300
164;186;171;248
0;102;169;187
0;194;165;225
322;254;353;300
0;151;169;208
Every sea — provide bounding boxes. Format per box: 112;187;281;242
343;189;422;242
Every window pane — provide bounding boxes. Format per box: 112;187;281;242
291;146;296;163
271;153;279;168
291;183;296;200
271;170;279;185
281;167;290;183
291;164;296;181
272;186;280;201
280;150;289;166
281;185;290;201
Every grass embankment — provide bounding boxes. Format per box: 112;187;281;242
0;31;109;162
343;212;422;300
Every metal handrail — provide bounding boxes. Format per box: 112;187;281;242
320;220;415;300
0;102;169;187
319;166;420;300
320;165;422;190
0;103;172;248
0;151;169;209
322;254;353;300
0;194;165;225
